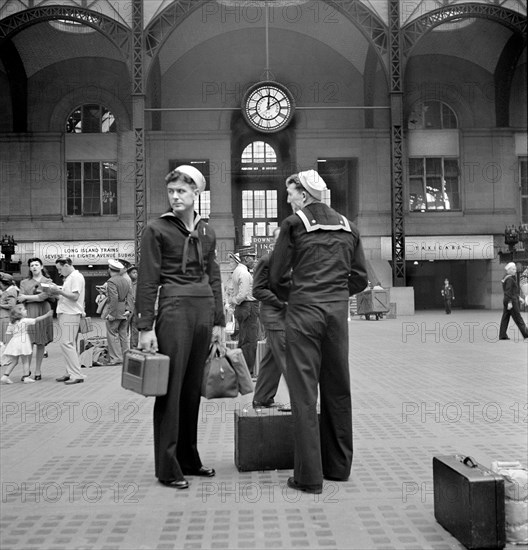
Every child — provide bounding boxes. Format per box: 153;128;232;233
95;283;108;316
0;305;53;384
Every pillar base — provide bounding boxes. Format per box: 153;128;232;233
389;287;415;315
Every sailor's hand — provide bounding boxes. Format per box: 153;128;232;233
139;330;158;353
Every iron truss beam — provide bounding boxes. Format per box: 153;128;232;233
326;1;388;56
0;6;130;56
145;0;206;57
133;0;146;265
389;0;405;286
402;3;527;56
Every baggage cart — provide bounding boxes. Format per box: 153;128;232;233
356;289;390;320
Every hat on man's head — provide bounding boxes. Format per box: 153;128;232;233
298;169;327;200
108;259;124;271
0;272;14;284
127;265;137;273
237;247;256;258
167;165;206;193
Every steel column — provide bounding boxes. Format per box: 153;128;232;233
132;0;146;265
389;0;405;286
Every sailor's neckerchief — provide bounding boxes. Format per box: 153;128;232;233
160;210;204;274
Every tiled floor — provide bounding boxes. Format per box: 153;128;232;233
1;310;526;549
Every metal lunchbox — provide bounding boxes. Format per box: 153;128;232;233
433;455;505;549
121;349;170;397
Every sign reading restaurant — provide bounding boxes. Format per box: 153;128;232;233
34;241;135;265
381;235;495;261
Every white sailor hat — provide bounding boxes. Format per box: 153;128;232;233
298;169;328;200
166;165;206;193
108;259;124;271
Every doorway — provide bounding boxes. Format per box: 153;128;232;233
406;260;468;310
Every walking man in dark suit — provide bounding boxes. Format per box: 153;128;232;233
441;278;455;314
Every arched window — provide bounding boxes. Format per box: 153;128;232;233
239;141;278;244
408;100;458;130
241;141;277;171
66;104;116;133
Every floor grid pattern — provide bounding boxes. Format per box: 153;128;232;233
1;311;526;549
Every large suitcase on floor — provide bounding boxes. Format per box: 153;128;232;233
234;408;294;471
433;455;505;549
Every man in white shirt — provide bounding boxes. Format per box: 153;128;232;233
230;248;259;375
50;257;86;384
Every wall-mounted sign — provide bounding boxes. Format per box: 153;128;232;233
381;235;495;261
252;236;275;258
33;241;135;265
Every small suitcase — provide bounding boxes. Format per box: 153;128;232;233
79;336;107;354
235;407;295;471
433;455;505;549
121;349;170;397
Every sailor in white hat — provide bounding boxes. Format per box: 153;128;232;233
268;169;368;494
165;165;206;193
134;161;225;488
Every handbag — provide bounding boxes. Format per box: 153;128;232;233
201;342;238;399
79;316;93;334
225;347;254;395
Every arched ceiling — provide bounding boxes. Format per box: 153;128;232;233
412;18;516;73
156;3;373;77
8;21;125;78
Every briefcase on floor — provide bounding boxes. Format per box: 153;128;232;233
121;350;170;397
234;408;294;471
433;455;505;549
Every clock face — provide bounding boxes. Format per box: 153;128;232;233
242;81;295;133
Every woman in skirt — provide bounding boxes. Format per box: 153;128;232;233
17;258;55;380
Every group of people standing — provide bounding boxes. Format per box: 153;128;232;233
133;164;368;494
1;255;139;385
0;257;87;384
0;260;54;383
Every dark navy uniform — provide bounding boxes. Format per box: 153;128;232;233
252;253;288;406
269;202;368;489
136;211;225;483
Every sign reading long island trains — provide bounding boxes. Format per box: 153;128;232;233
34;241;135;265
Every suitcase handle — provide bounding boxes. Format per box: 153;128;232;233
462;456;478;468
